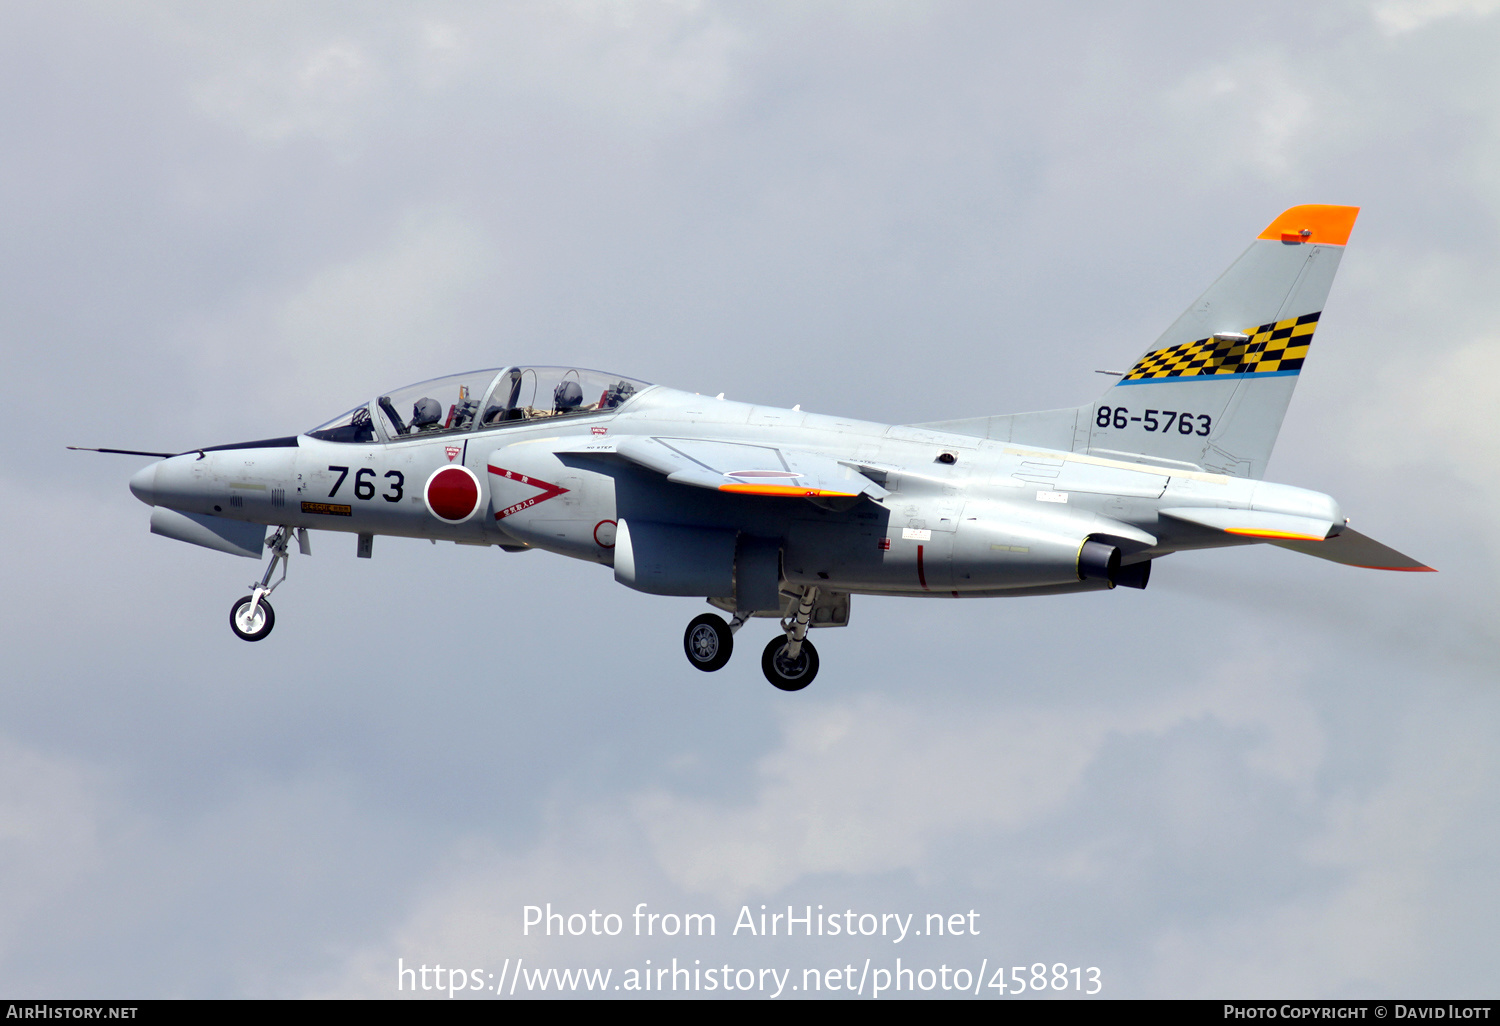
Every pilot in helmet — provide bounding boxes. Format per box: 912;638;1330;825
553;379;583;413
411;397;444;430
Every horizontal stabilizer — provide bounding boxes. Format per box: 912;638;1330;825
1270;527;1435;572
558;435;889;500
1159;506;1334;541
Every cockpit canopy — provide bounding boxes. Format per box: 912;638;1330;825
306;366;652;444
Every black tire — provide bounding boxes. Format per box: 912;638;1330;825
761;636;819;691
683;613;733;672
230;595;275;642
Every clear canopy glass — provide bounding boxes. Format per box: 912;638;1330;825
376;370;502;439
305;367;652;443
482;366;648;426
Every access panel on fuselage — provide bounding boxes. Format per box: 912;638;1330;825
485;443;618;563
295;436;490;541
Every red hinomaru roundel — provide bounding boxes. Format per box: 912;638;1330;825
424;465;481;523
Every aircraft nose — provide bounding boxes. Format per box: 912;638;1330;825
129;462;158;507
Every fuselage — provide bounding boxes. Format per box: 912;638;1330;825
127;379;1342;602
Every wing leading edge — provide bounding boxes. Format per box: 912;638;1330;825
557;435;890;500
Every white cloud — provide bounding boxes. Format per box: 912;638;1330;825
177;206;499;431
1385;337;1500;493
634;662;1323;900
1334;250;1500;518
309;660;1333;995
306;831;664;998
1372;0;1500;35
0;737;109;957
177;3;745;147
1164;56;1319;183
1147;710;1497;996
190;37;383;146
271;209;494;374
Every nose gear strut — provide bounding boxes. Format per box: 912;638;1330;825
229;527;306;641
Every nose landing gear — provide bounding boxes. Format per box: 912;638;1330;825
230;527;305;642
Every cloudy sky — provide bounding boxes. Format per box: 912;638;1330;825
2;0;1498;999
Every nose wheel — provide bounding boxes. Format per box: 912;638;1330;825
230;595;275;641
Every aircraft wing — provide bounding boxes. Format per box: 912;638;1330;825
557;435;889;500
1268;527;1435;571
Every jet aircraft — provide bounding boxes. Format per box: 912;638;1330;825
88;204;1430;690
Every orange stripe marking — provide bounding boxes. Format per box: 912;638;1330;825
717;484;858;498
1225;528;1327;541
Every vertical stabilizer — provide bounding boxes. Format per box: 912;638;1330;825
1085;205;1359;478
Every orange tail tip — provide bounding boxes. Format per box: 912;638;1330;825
1257;205;1360;246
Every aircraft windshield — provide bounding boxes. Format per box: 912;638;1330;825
305;366;650;442
307;404;377;443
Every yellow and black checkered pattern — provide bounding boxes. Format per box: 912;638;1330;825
1121;311;1319;381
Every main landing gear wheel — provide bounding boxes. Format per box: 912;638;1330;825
230;595;275;641
761;636;819;691
684;613;733;672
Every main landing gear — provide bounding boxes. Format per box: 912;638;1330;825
762;588;819;692
230;527;306;642
684;613;735;672
680;587;821;691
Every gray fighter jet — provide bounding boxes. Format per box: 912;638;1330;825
88;204;1430;690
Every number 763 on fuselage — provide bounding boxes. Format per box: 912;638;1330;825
82;205;1431;691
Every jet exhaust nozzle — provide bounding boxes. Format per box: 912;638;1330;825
1078;539;1121;587
1113;559;1151;590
